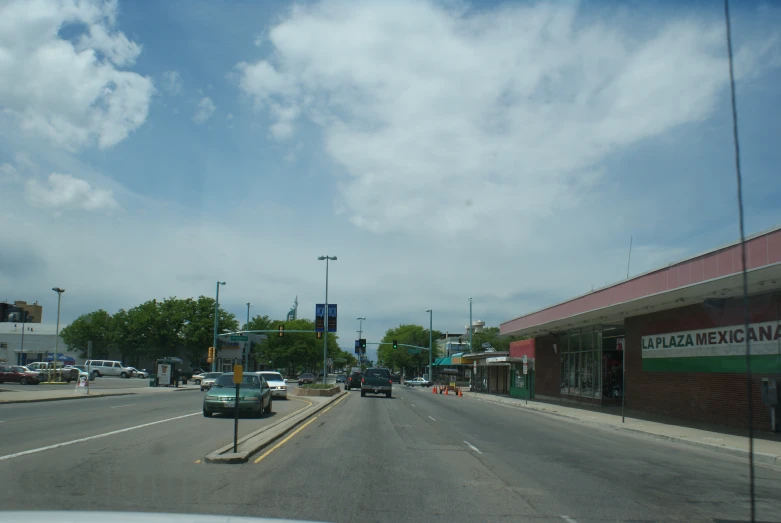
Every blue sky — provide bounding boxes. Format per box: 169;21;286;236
1;0;780;363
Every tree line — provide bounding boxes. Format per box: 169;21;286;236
60;296;357;372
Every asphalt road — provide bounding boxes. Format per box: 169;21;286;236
1;385;780;523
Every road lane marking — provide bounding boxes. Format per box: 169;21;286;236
0;412;200;462
428;415;436;421
411;404;415;408
110;404;137;409
254;416;319;464
464;441;482;454
561;517;577;523
195;459;201;464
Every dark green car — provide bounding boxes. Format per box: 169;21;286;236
202;372;272;418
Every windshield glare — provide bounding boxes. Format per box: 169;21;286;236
214;374;260;388
261;373;283;381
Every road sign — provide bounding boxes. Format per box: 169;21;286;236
315;304;325;332
523;363;528;375
408;348;421;355
230;335;248;341
522;355;527;364
327;304;337;333
233;365;244;383
355;339;361;354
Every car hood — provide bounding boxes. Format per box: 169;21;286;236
0;512;328;523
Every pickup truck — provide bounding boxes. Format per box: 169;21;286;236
361;367;392;398
26;362;79;383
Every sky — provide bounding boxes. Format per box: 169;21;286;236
1;0;780;363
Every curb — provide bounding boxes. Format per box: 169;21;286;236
205;391;347;464
461;393;781;467
0;392;137;405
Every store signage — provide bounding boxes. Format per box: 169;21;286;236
642;320;781;358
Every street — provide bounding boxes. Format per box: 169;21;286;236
1;386;780;523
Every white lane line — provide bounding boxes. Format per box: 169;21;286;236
411;404;415;408
110;404;137;409
463;441;482;454
428;415;436;421
0;412;200;462
561;517;577;523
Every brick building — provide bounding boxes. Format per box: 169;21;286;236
499;225;781;432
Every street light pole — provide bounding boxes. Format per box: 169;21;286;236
469;297;473;351
212;281;226;373
245;302;253;369
318;255;337;383
426;309;433;382
52;288;65;383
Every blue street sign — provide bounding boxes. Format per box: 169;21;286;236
355;339;361;354
327;304;337;333
315;304;325;333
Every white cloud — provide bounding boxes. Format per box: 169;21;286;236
193;97;216;124
235;1;778;241
25;172;119;212
0;0;154;150
0;163;21;184
161;70;182;94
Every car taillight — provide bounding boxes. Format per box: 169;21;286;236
361;377;364;383
389;379;392;384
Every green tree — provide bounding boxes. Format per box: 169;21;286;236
377;324;442;374
470;326;528;352
180;296;239;368
252;318;338;374
60;309;114;358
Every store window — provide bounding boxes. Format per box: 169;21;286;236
558;326;602;399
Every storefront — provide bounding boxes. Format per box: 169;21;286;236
500;225;781;431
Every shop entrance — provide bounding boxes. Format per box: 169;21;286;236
601;326;625;404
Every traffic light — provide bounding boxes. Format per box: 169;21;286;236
360;339;367;350
317;331;323;339
207;347;215;363
278;324;285;337
392;339;398;349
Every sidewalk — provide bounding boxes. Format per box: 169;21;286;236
461;391;781;467
0;384;201;404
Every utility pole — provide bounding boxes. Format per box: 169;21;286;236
469;297;473;351
245;302;252;369
318;255;337;383
212;281;226;372
426;309;433;382
52;288;65;382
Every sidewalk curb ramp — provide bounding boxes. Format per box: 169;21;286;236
463;392;781;467
205;391;348;464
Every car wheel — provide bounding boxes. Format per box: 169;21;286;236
195;379;201;385
20;377;28;385
203;408;213;418
120;372;128;378
200;387;204;392
386;391;391;398
265;397;273;414
360;390;366;397
94;372;101;378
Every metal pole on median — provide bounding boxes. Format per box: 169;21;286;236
245;302;252;369
234;382;240;453
212;281;226;373
621;348;626;423
52;287;65;383
468;297;473;351
319;255;336;384
426;309;433;382
87;341;92;395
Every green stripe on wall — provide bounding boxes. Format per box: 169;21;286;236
642;355;781;373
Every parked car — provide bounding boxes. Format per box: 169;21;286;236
345;372;362;390
125;367;149;378
0;365;41;385
404;377;432;387
64;365;96;381
259;371;287;399
298;372;316;386
361;367;392;398
192;372;207;384
200;372;222;391
203;372;272;418
85;360;135;378
27;362;79;382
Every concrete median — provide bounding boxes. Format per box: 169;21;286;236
205;390;347;464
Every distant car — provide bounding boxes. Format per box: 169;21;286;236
125;367;148;379
298;373;316;386
0;365;41;385
345;372;362;390
405;377;432;387
361;367;392;398
335;374;347;384
390;373;401;384
192;372;207;384
200;372;223;391
203;372;272;418
64;365;96;381
259;371;287;399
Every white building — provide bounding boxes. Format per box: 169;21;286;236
0;322;78;365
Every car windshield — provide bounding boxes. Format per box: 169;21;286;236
204;373;222;379
213;374;260;388
261;372;283;382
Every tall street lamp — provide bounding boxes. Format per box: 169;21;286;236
52;287;65;383
245;302;253;369
469;297;473;351
318;255;337;383
426;309;433;382
212;281;226;372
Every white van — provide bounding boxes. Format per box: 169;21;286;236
85;360;135;378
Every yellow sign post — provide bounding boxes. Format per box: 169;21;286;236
232;364;243;453
233;364;243;384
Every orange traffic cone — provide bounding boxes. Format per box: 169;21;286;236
445;387;448;395
432;385;436;394
458;388;462;397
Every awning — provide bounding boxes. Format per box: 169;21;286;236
485;356;526;364
433;357;452;366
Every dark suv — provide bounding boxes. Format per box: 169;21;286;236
345;372;362;390
390;373;401;384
